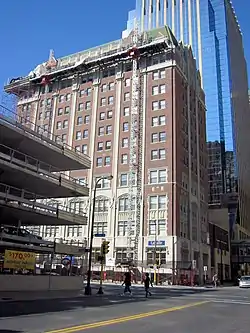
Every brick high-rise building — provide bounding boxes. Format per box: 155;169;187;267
4;26;210;282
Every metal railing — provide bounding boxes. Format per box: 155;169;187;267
0;182;87;218
0;104;89;159
4;31;159;86
0;143;88;187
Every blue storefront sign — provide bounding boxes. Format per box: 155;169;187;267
148;240;165;247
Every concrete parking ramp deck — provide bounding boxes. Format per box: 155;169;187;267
0;198;87;226
0;152;89;198
0;105;91;171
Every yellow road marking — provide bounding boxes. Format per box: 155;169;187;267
46;300;209;333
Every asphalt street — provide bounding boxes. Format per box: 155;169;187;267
1;284;250;333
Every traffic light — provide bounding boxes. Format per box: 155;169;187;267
101;241;110;255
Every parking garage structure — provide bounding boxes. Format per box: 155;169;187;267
0;104;91;291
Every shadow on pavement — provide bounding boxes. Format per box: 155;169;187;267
0;286;218;318
0;331;23;332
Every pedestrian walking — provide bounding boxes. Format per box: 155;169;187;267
122;272;132;295
213;273;218;288
144;273;153;297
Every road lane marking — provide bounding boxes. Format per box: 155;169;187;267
46;300;209;333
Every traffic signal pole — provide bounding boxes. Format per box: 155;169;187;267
97;258;104;295
97;240;110;295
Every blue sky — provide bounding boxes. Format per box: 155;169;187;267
0;0;249;100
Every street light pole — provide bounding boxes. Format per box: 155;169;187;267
84;175;113;295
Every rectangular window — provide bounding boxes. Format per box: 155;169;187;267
123;122;129;131
97;142;103;151
159;169;166;182
82;144;87;154
101;84;107;92
149;170;157;184
158;195;166;209
109;82;115;90
151;150;158;160
123;107;129;116
84;115;90;124
151;133;158;143
77;116;83;125
106;140;111;150
75;145;80;152
98;127;105;136
66;93;71;101
100;98;106;106
108;96;114;105
85;101;91;110
122;138;129;148
83;129;88;138
152;71;159;80
152;101;159;111
86;87;91;96
159;69;165;79
99;112;105;120
104;156;111;166
76;131;81;140
63;120;68;128
125;78;130;87
120;174;128;186
152;86;158;96
107;110;113;119
149;196;157;210
62;134;67;143
121;154;128;164
152;117;158;126
149;169;167;183
56;121;62;130
118;197;135;211
59;95;64;103
79;90;84;97
106;125;112;135
159;148;166;159
159;131;166;142
65;106;70;114
159;115;166;125
148;220;156;236
78;103;84;111
96;157;102;167
159;84;166;94
158;219;165;235
124;92;130;101
58;108;63;116
159;100;166;109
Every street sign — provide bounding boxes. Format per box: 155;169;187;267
148;240;165;246
204;266;208;272
94;233;106;237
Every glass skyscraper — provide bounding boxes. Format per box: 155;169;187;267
123;0;250;233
